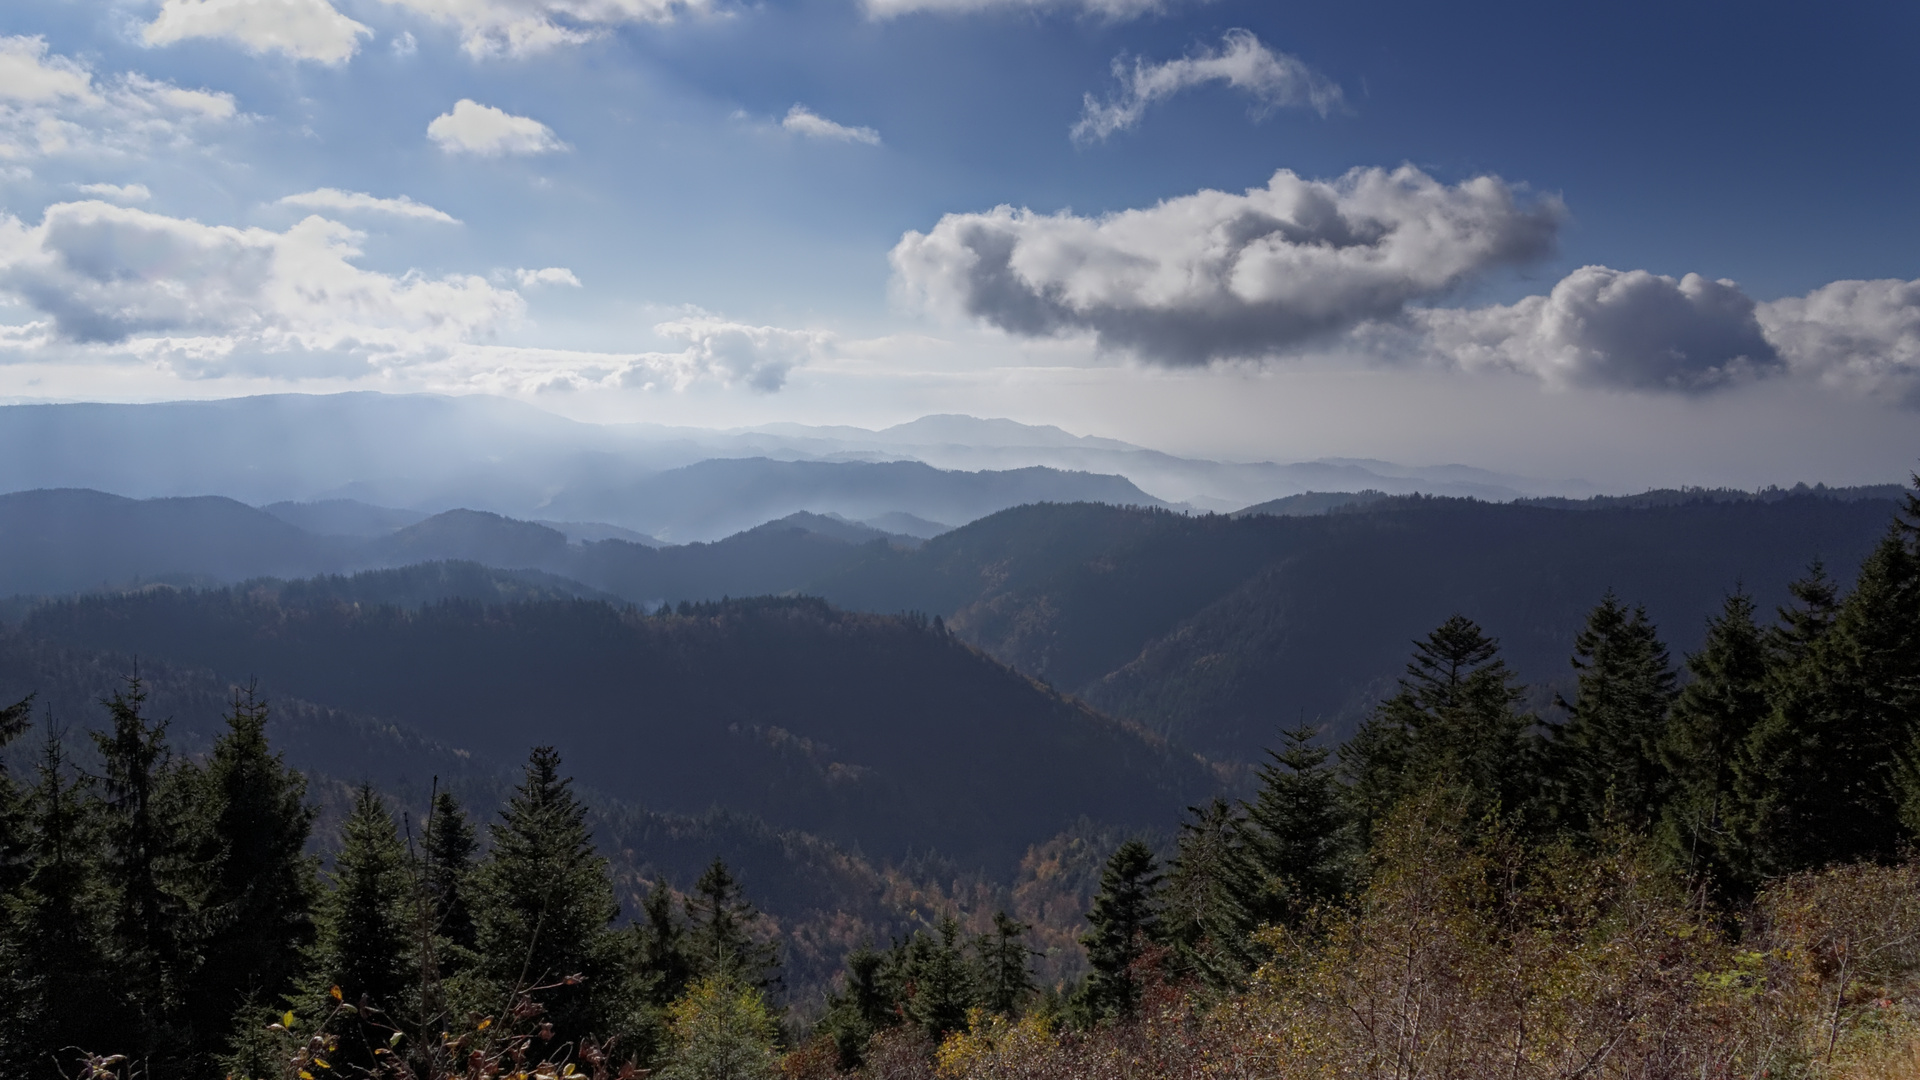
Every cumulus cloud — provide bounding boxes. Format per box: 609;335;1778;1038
620;316;831;392
781;105;881;145
1406;266;1781;392
1074;29;1342;144
0;37;237;162
0;200;523;376
278;188;458;223
1759;278;1920;406
867;0;1172;19
427;99;565;156
76;182;151;202
516;267;580;287
142;0;373;64
891;164;1561;365
375;0;711;58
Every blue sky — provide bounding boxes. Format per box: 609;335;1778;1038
0;0;1916;487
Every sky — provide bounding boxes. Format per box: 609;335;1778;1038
0;0;1916;488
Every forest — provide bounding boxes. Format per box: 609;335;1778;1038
0;479;1916;1079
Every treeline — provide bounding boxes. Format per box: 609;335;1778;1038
0;684;801;1079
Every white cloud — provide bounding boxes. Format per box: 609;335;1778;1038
1405;265;1781;392
1074;29;1342;144
279;188;459;223
427;99;565;156
0;37;238;163
0;200;524;377
516;267;581;287
866;0;1172;19
891;164;1562;365
375;0;711;59
621;316;831;392
1759;278;1920;406
142;0;373;64
76;182;151;202
781;105;881;145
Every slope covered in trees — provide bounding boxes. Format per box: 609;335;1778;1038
811;494;1899;760
18;593;1208;869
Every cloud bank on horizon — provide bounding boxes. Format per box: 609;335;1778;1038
0;0;1915;479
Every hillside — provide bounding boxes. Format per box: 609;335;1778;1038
810;494;1904;759
19;591;1209;870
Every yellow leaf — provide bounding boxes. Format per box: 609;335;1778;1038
476;1017;493;1032
283;1011;297;1028
299;1072;313;1079
330;986;343;1002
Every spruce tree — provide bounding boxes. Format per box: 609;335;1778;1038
90;676;199;1069
0;694;31;894
2;726;124;1077
1657;591;1770;893
821;947;894;1070
422;788;479;957
1080;838;1162;1022
474;747;625;1050
1743;519;1920;873
635;877;694;1007
310;783;412;1074
974;911;1036;1016
1242;726;1352;927
185;686;318;1063
1343;616;1542;843
904;917;973;1042
685;858;778;989
1552;593;1679;833
1161;798;1257;988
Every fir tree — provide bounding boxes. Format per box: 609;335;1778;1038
685;859;778;989
1657;591;1770;894
1;725;124;1077
1343;616;1542;843
0;694;31;894
474;747;625;1050
90;675;199;1069
185;686;318;1064
1160;798;1257;988
316;786;412;1014
635;878;694;1007
421;788;479;957
656;974;779;1080
1553;593;1679;833
974;911;1036;1017
1742;521;1920;873
1242;726;1352;927
903;917;973;1042
1080;839;1162;1022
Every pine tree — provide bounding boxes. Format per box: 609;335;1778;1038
685;859;778;989
635;878;694;1007
1;725;125;1077
1553;593;1679;833
1080;838;1162;1022
1161;798;1257;988
902;917;973;1042
316;786;412;1017
91;675;199;1069
974;912;1036;1016
1742;515;1920;873
185;686;318;1064
1657;591;1771;894
1242;726;1352;927
1343;616;1542;843
474;747;625;1050
422;788;479;957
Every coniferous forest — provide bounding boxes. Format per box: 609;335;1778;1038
0;482;1917;1079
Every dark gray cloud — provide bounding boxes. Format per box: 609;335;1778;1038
890;165;1563;366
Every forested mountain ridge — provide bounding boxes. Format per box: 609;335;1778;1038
810;494;1902;759
19;591;1210;870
